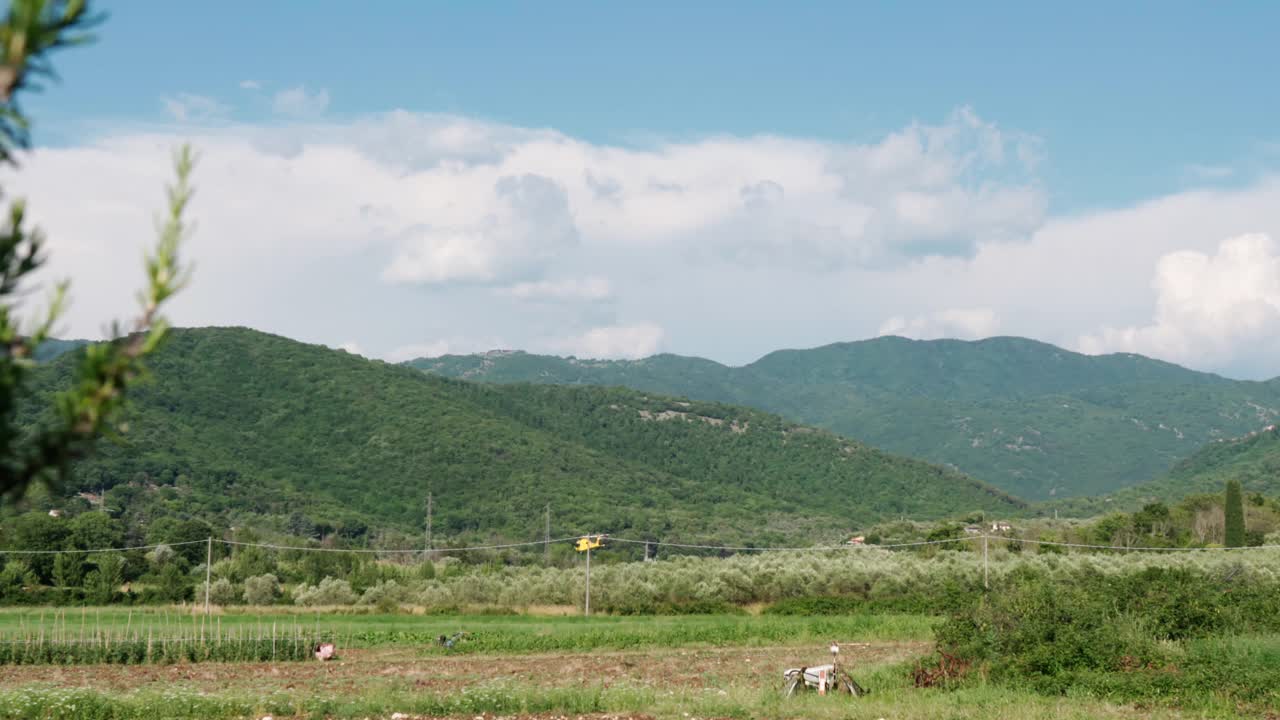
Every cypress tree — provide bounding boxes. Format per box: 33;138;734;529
1224;479;1245;548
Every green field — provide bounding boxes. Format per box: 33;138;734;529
0;608;1270;719
0;608;1219;720
0;608;935;654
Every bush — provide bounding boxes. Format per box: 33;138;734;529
243;573;280;605
764;596;864;616
359;580;409;612
207;578;238;606
935;567;1164;686
610;598;745;616
294;577;356;606
0;561;36;603
934;563;1280;705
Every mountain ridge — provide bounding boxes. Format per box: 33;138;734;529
1048;423;1280;515
418;335;1265;384
24;327;1023;543
410;336;1280;500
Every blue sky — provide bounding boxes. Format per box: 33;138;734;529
13;1;1280;378
36;1;1279;210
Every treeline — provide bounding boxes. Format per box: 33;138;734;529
0;511;219;605
857;482;1280;552
18;327;1021;548
6;499;1280;612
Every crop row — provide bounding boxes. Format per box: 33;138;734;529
0;630;322;665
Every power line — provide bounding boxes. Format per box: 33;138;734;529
1010;536;1280;552
544;504;551;565
218;536;585;554
424;492;433;557
0;539;207;555
605;536;974;551
5;533;1279;557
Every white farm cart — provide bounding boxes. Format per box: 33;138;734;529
782;643;869;697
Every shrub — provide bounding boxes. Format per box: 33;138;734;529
610;598;745;616
146;544;177;567
243;573;280;605
935;567;1164;687
294;577;356;606
765;596;864;616
153;563;193;603
359;580;409;612
0;561;36;602
207;578;238;606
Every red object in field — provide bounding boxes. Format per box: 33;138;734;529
315;642;335;661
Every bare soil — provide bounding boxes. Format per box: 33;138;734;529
0;641;928;697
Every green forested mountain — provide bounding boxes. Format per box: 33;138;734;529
21;328;1022;544
1051;425;1280;515
33;338;87;362
411;337;1280;500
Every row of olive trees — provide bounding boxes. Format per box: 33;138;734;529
180;543;1280;613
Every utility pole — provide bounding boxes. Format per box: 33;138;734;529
982;535;989;590
204;537;213;615
425;492;433;560
543;504;551;565
574;534;603;617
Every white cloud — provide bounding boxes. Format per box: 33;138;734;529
239;80;261;91
1078;234;1280;374
879;308;1001;340
272;86;330;117
162;93;230;123
336;341;364;356
10;106;1280;378
545;323;665;359
385;336;507;363
498;277;612;302
1183;163;1233;182
380;173;579;285
385;341;455;362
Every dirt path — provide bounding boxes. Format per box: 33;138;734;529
0;641;929;696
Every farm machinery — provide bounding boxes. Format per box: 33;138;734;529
782;642;869;697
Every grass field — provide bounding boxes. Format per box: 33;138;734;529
0;608;935;654
0;608;1259;719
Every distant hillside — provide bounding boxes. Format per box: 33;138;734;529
411;337;1280;500
34;338;87;362
1052;425;1280;515
24;328;1022;544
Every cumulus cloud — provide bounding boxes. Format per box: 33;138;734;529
272;86;330;117
239;80;262;91
498;277;612;302
545;323;665;359
879;308;1001;340
1078;234;1280;374
381;173;579;285
162;93;230;123
11;105;1280;377
384;336;508;363
385;341;455;362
